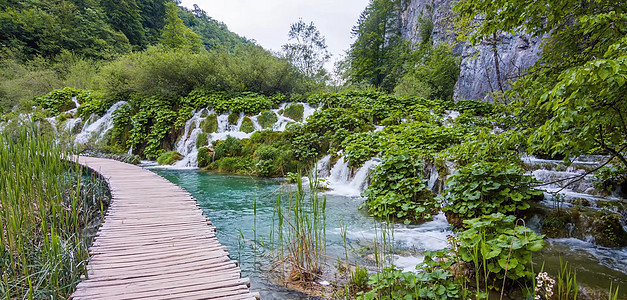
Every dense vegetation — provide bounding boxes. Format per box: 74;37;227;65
1;0;625;298
0;126;109;298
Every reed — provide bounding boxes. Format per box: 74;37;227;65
0;125;109;298
272;174;327;282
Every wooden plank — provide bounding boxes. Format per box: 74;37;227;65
70;156;256;300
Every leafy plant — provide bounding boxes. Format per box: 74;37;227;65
362;154;438;224
228;112;239;124
343;131;382;167
457;213;545;284
214;136;243;160
441;161;542;223
197;147;212;168
196;132;209;148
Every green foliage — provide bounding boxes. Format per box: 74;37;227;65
240;117;255;133
362;154;438;224
380;122;466;157
343;131;382;167
258;110;278;129
196;132;209;148
76;90;109;119
594;164;627;194
283;103;304;121
451;100;494;116
347;0;406;91
228;112;239;124
201;114;218;133
128;96;177;158
177;4;250;51
442;161;542;222
214;136;243;160
197;146;212;168
457;213;545;282
358;250;461;300
282;19;330;85
156;151;183;165
160;3;204;52
455;0;627;171
34;87;80;115
0;126;109;298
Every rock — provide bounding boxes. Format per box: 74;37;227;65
398;0;544;101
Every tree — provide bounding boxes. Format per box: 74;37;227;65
160;2;204;52
101;0;146;48
281;19;330;82
455;0;627;168
346;0;406;91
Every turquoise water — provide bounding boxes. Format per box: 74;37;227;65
149;169;626;298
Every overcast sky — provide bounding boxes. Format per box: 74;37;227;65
178;0;370;71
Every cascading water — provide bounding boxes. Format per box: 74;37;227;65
74;101;127;145
321;156;381;197
172;109;206;168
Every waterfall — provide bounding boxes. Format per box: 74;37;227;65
74;101;127;145
315;155;332;178
172;109;205;168
323;157;380;197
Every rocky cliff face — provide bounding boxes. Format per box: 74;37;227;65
399;0;543;101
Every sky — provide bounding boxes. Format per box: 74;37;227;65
178;0;370;72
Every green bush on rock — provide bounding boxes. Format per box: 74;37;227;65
258;110;278;129
283;103;304;121
201;114;218;133
196;132;209;148
228;112;239;125
197;147;213;168
240;117;255;133
157;151;183;165
441;161;542;227
362;154;438;224
214;136;243;160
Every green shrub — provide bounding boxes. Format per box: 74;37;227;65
457;213;545;283
441;161;542;225
217;157;253;173
240;117;255;133
283;103;304;121
214;136;243;160
343;131;382;167
197;147;213;168
358;250;460;300
196;132;209;148
201;114;218;133
75;90;108;119
362;154;438;224
228;112;239;124
34;87;79;114
258;110;278;129
156;151;183;165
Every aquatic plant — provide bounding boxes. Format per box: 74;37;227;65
273;175;327;283
156;150;183;165
0;125;109;298
201;113;218;133
258;110;278;129
283;103;304;121
240;117;255;133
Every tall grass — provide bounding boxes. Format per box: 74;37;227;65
273;174;327;283
0;125;109;298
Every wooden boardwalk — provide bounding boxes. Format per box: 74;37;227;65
71;156;258;300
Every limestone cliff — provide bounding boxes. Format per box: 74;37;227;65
399;0;543;101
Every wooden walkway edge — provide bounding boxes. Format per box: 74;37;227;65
71;156;259;300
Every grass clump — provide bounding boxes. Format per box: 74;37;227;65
201;114;218;133
0;125;110;298
240;117;255;133
156;151;183;165
258;110;278;129
283;103;304;121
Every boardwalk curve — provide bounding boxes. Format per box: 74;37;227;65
72;156;258;300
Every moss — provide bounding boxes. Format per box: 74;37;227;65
156;151;183;165
197;147;213;168
240;117;255;133
228;112;239;125
594;211;627;248
283;103;304;121
196;132;209;148
258;110;278;129
200;114;218;133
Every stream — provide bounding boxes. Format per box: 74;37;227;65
149;168;627;299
